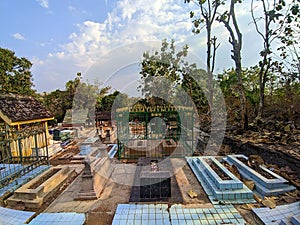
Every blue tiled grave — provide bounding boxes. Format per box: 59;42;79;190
7;165;75;209
0;206;35;225
79;145;92;155
112;203;246;225
187;156;254;204
197;157;243;190
0;165;49;198
226;155;296;197
290;214;300;225
108;144;118;158
81;137;99;145
112;204;170;225
27;212;86;225
0;163;24;180
253;201;300;225
170;204;246;225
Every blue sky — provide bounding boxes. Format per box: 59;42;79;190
0;0;265;93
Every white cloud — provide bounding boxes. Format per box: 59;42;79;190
36;0;49;8
32;0;207;92
68;5;76;12
33;0;262;92
52;0;194;67
12;33;25;40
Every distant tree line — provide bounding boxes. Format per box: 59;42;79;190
0;0;299;130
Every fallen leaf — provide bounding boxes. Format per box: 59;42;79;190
187;189;198;199
262;197;276;209
244;180;255;191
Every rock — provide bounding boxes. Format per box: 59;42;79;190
267;164;279;170
281;195;295;204
244;180;255;191
229;164;241;180
241;204;256;210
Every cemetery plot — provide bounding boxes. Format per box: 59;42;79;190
225;155;296;197
7;165;75;209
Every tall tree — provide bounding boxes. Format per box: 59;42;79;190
41;90;70;123
139;39;210;117
250;0;299;118
217;0;248;129
139;39;190;103
185;0;223;108
276;0;300;84
0;48;35;95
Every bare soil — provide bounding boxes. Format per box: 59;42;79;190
237;157;276;179
207;159;232;180
85;182;132;225
181;163;210;203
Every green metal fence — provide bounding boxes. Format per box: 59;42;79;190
0;126;49;188
116;105;195;160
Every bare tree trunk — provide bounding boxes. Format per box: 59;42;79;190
251;0;282;119
196;0;221;111
220;0;248;129
236;59;248;130
258;74;264;118
207;25;213;109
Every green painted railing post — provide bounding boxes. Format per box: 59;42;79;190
18;138;23;164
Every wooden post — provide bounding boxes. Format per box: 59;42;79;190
34;133;38;161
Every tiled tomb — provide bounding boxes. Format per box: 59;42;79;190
225;155;296;197
186;156;254;204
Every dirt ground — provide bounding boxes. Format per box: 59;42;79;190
9;128;297;225
85;182;132;225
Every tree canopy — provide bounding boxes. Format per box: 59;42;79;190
0;47;35;95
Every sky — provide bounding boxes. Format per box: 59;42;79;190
0;0;266;94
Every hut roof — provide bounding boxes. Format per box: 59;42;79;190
0;94;53;125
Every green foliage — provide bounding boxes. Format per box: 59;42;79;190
0;47;35;95
96;90;120;112
140;39;181;95
40;73;111;123
41;90;69;123
139;39;189;99
140;39;209;114
181;68;209;113
218;67;275;106
186;0;224;37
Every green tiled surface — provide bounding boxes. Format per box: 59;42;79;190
112;204;246;225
